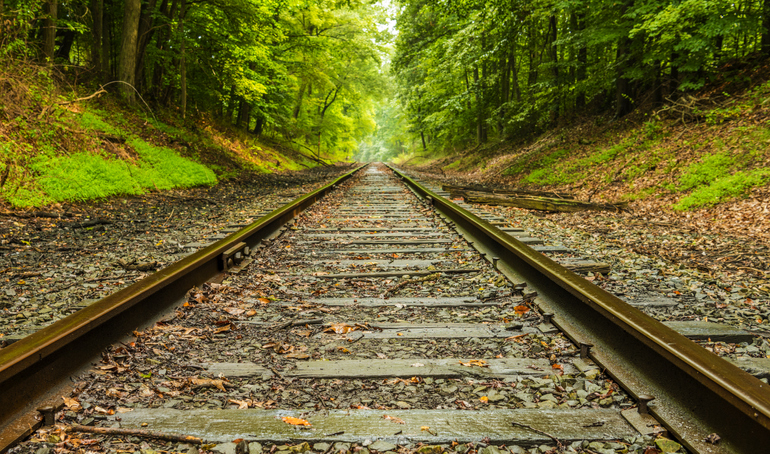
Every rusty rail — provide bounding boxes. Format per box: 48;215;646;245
0;165;364;452
390;165;770;454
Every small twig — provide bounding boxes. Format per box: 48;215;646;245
67;425;202;444
57;88;108;105
379;272;441;298
510;421;563;450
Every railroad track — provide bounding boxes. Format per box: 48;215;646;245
1;164;769;454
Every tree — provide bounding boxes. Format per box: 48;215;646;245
118;0;141;102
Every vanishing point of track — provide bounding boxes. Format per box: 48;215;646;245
1;164;769;454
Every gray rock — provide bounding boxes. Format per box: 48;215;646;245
368;441;397;452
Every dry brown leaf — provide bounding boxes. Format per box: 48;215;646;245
383;414;405;424
324;323;355;334
190;377;228;392
513;305;530;315
62;396;82;412
228;398;251;409
245;309;257;317
285;352;310;360
215;324;232;333
225;307;245;316
257;297;271;305
281;416;311;426
459;360;488;367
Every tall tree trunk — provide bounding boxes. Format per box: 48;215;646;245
55;29;75;61
293;83;306;119
135;0;158;92
0;0;4;16
615;39;632;117
178;0;187;117
549;14;559;121
118;0;141;102
151;0;176;99
90;0;103;76
652;60;663;107
473;66;485;144
42;0;57;63
575;12;587;109
102;0;113;83
253;116;264;135
669;52;679;98
225;85;236;123
764;0;770;56
420;131;427;151
510;48;521;102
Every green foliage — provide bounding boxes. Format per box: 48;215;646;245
677;152;735;191
391;0;767;151
674;168;770;210
19;140;216;206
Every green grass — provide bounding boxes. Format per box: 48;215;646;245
674;168;770;210
7;138;216;206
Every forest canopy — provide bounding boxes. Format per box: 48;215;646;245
0;0;392;161
2;0;770;161
391;0;770;152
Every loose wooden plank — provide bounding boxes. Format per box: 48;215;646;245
663;321;754;343
464;195;628;213
306;269;481;279
290;358;567;379
300;248;470;255
108;408;634;445
622;295;678;308
329;324;538;339
557;259;611;274
443;183;574;200
307;297;501;307
305;259;450;268
531;245;572;253
301;232;445;238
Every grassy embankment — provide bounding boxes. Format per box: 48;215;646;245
0;62;334;209
396;64;770;211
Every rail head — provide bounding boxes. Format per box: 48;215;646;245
389;164;770;454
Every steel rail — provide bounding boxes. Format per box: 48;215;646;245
390;165;770;454
0;165;364;453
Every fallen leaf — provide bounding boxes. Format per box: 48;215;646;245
62;396;82;412
513;305;530;315
190;377;228;392
281;416;311;427
215;324;232;333
479;396;489;403
257;297;271;305
324;323;355;334
383;414;405;424
228;398;251;409
458;360;488;367
420;426;437;435
286;352;310;360
224;307;245;316
245;309;257;317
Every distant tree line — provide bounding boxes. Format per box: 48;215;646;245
392;0;770;149
0;0;390;159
